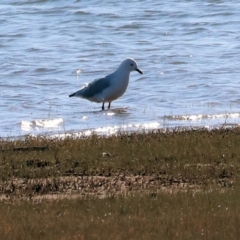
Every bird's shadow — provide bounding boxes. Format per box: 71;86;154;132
103;107;130;115
80;107;130;115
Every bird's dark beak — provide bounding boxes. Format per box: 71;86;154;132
135;68;143;74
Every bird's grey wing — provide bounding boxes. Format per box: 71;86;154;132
81;77;111;98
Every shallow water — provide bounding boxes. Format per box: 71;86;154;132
1;0;240;138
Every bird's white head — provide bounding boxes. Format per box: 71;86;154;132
120;58;143;74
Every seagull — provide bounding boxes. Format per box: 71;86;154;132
69;58;143;110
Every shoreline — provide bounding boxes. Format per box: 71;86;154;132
2;118;240;141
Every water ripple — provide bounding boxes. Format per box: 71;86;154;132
1;0;240;137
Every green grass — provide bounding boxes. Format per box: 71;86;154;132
0;188;240;240
0;128;240;239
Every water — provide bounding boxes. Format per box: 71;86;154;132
1;0;240;138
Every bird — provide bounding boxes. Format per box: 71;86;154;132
69;58;143;110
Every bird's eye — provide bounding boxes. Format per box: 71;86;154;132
130;63;134;66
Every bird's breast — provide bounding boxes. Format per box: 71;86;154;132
103;75;130;101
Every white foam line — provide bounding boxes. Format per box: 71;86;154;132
21;118;63;131
170;112;240;121
44;122;161;139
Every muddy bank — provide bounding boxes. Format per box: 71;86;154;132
0;172;233;201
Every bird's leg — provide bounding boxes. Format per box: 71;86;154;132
102;102;105;111
108;102;111;110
